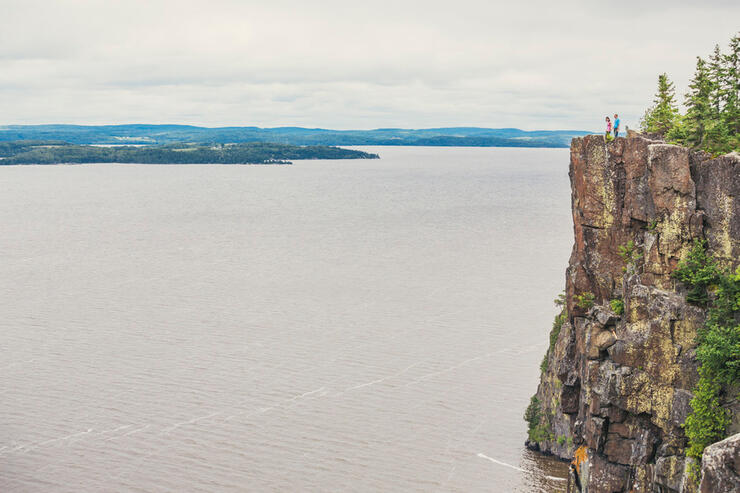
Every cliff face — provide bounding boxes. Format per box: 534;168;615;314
527;134;739;492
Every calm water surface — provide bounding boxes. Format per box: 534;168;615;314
1;146;572;492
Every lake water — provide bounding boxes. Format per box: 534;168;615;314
1;146;573;492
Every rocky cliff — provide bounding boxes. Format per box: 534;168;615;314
526;134;739;492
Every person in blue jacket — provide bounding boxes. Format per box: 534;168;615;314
613;114;621;138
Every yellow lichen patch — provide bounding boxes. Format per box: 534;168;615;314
656;196;691;256
572;445;588;474
588;142;606;164
649;385;674;429
627;318;649;335
647;324;681;385
622;372;653;415
661;456;685;482
599;176;616;228
672;318;698;352
713;194;734;260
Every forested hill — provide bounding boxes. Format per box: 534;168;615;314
0;125;589;148
0;141;379;165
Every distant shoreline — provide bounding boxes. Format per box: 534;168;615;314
0;124;590;149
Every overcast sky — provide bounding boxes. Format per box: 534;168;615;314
2;0;739;131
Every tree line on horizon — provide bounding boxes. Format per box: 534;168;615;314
641;33;739;155
0;141;379;165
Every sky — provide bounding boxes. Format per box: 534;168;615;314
2;0;739;131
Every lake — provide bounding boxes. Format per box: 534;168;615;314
1;146;572;492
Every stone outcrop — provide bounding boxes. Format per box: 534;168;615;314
699;433;740;493
527;134;740;492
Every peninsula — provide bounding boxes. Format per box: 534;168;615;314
0;141;379;165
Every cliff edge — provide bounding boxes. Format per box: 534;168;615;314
526;134;739;492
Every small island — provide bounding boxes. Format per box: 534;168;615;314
0;141;379;165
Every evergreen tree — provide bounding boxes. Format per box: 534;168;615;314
684;57;713;149
723;35;740;143
706;45;729;151
708;45;725;115
641;73;679;134
641;32;740;154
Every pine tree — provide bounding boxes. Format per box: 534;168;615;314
684;57;713;149
723;34;740;144
706;45;729;151
642;73;679;135
708;45;725;115
642;33;739;153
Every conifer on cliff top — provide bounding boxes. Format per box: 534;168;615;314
642;33;740;155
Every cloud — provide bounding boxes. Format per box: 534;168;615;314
1;0;738;130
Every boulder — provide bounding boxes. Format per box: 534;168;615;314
699;433;740;493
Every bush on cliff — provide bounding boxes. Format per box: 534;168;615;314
575;292;595;310
540;304;567;373
683;367;731;464
610;298;624;316
696;266;740;385
618;240;643;274
524;396;552;443
673;240;740;466
672;239;720;305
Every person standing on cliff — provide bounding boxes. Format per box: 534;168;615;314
605;116;612;140
613;113;620;138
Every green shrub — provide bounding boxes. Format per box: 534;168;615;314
551;309;567;347
618;240;643;273
696;322;740;386
610;298;625;316
524;396;540;426
554;291;567;308
557;435;566;446
675;242;740;464
684;367;731;462
575;292;595;310
695;266;740;386
540;300;568;375
524;395;553;443
672;239;720;305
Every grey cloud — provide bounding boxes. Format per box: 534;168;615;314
1;0;739;130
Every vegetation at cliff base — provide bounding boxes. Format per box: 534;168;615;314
0;140;379;165
641;33;739;155
673;240;740;464
530;294;569;441
524;396;552;443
